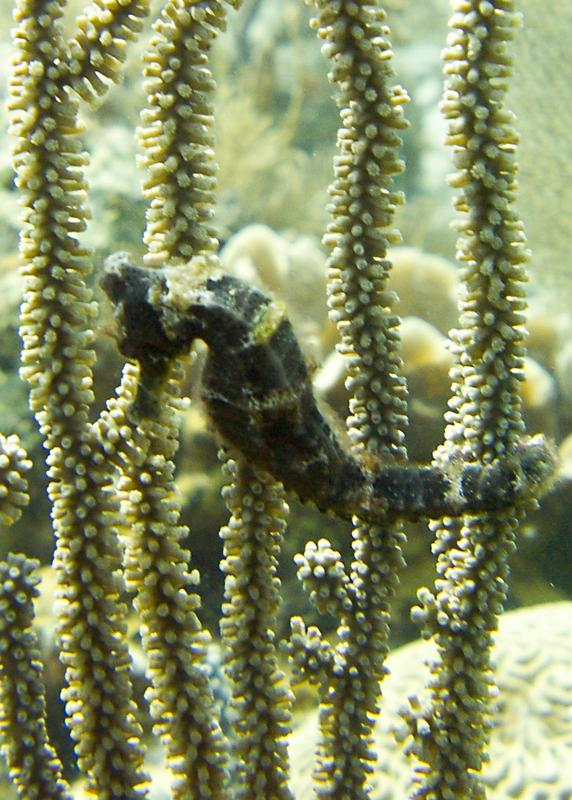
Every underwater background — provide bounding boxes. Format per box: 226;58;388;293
0;0;571;796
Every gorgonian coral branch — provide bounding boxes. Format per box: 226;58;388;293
68;0;151;102
294;538;353;617
313;0;409;461
10;0;95;436
0;434;31;526
220;458;293;800
139;0;241;264
287;618;334;686
116;362;229;800
403;3;533;797
305;5;410;794
0;554;71;800
8;1;150;794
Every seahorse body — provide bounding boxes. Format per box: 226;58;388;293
102;253;556;524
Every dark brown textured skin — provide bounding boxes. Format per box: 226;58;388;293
102;253;555;524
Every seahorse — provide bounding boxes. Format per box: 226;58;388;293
102;252;556;524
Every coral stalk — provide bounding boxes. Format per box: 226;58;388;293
291;2;409;798
116;363;229;800
0;555;71;800
139;0;241;265
403;2;532;797
8;1;150;794
220;458;293;800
